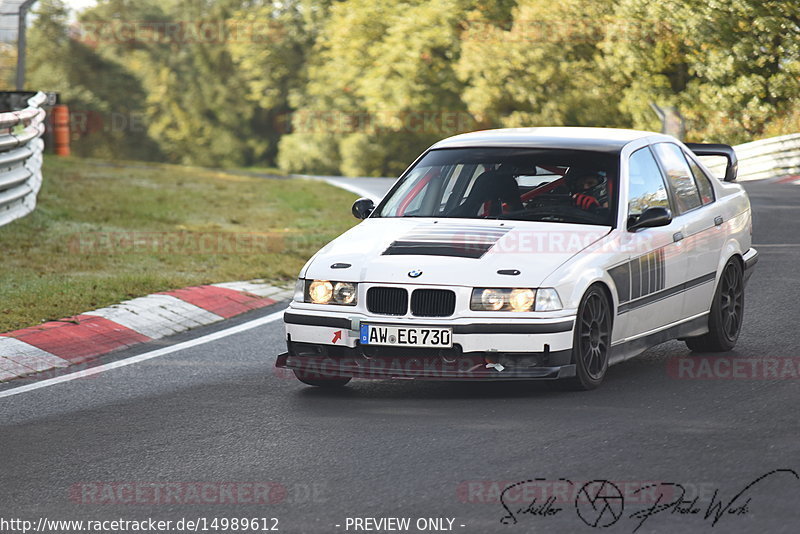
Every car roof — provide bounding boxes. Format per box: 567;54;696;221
430;127;671;153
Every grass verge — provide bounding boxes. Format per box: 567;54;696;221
0;157;359;332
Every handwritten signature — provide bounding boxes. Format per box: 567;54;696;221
499;469;798;531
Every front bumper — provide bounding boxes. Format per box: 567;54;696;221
277;308;577;381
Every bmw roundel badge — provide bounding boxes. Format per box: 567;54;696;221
408;269;423;278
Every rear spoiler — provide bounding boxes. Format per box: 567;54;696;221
684;143;738;182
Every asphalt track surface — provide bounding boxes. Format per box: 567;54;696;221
1;180;798;534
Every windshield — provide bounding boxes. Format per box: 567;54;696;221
376;147;619;226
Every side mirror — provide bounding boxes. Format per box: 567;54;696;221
628;206;672;231
352;197;375;220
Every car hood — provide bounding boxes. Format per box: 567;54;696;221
304;218;611;287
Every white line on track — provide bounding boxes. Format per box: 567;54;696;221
0;308;286;400
293;174;385;201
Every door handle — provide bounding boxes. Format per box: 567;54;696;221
673;231;684;242
714;216;724;226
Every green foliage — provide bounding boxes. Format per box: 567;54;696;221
23;0;800;172
603;0;800;143
0;156;357;331
0;43;16;90
458;0;626;129
27;0;162;160
226;1;329;165
277;133;341;175
276;0;478;176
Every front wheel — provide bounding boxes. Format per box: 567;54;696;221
685;259;744;352
564;285;612;390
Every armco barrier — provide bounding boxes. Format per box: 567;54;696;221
0;91;46;227
703;132;800;182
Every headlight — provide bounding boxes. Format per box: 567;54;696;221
304;280;358;306
480;288;505;311
509;288;535;312
471;288;535;312
333;282;357;304
308;280;333;304
471;287;562;311
535;288;563;311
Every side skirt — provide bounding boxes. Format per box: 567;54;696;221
609;313;709;365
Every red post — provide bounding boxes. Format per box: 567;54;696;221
52;104;70;156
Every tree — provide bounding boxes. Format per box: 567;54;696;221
129;0;267;166
278;0;477;177
27;0;162;160
457;0;626;129
0;43;16;90
227;0;329;166
23;0;800;172
75;0;288;166
602;0;800;142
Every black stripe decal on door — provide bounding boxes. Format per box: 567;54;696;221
610;248;667;305
617;271;716;314
609;263;631;303
630;257;642;300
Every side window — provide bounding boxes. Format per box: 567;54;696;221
683;151;715;205
652;143;702;213
627;147;670;217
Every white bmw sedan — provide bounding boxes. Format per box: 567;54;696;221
276;127;758;390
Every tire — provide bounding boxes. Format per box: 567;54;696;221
564;285;612;390
685;259;744;353
293;370;351;388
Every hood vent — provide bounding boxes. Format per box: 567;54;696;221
383;224;511;259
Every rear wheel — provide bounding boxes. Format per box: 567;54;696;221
565;285;612;390
685;259;744;352
293;370;351;388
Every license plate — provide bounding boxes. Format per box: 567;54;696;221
360;324;452;348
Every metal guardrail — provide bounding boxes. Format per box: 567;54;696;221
0;91;45;227
702;133;800;182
